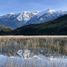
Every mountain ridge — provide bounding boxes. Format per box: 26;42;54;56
0;9;66;30
13;14;67;35
0;9;67;35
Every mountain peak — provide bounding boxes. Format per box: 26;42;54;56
46;9;56;13
9;12;16;15
0;9;67;30
37;9;56;18
17;11;38;21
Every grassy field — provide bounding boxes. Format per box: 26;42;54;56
0;36;67;56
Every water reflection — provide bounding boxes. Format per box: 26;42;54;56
0;36;67;67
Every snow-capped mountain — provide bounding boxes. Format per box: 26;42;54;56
0;11;38;29
27;9;67;25
17;11;38;22
0;9;67;30
14;14;67;35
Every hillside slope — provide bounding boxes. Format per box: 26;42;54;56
13;15;67;35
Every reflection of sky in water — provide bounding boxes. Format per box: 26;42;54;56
0;54;67;67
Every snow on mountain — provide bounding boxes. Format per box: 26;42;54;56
37;9;56;18
0;9;67;29
27;9;67;25
0;11;38;29
17;11;38;21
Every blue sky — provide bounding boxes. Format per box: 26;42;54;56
0;0;67;15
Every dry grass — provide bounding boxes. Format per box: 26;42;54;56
0;36;67;56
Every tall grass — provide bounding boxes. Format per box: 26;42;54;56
0;36;67;56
